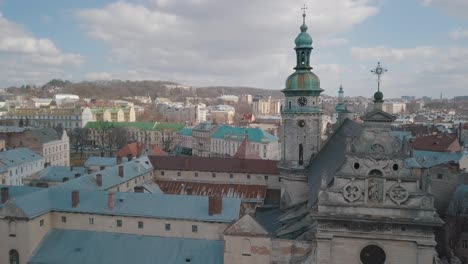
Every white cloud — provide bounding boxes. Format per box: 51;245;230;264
421;0;468;18
319;37;349;47
76;0;378;89
450;29;468;40
0;16;83;85
350;45;468;97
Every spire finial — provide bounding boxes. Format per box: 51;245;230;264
371;61;387;92
301;4;308;25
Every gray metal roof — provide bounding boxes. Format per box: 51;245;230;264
307;119;364;205
29;229;224;264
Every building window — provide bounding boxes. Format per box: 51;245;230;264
192;225;198;233
161;171;165;176
61;216;67;223
437;173;443;180
165;223;171;231
264;175;268;180
9;249;19;264
116;219;122;227
463;240;467;249
247;174;251;179
230;174;234;178
242;238;252;256
177;172;181;176
194;172;198;177
40;219;44;226
138;221;144;229
212;173;216;178
89;218;94;225
279;177;281;182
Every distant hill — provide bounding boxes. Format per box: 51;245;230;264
4;79;283;101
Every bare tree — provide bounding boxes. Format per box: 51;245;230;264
70;128;90;158
108;127;128;156
161;130;174;152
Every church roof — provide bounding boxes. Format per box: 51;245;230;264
307;119;364;205
360;109;396;123
232;136;262;160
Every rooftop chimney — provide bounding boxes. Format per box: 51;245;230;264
135;160;141;173
118;165;124;178
127;153;133;161
116;155;122;165
70;165;74;171
96;174;102;187
134;186;144;193
62;177;69;182
1;187;9;204
208;196;222;216
74;173;81;178
108;192;115;209
71;190;79;208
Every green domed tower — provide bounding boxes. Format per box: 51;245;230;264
279;9;324;208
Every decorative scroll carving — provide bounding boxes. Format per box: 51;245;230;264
388;180;409;205
342;178;362;202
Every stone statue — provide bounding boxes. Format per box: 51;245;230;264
368;178;380;202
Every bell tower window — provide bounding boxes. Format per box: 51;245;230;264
299;144;304;165
288;101;291;110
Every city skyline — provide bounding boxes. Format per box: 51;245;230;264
1;0;468;98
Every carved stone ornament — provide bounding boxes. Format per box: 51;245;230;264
388;180;409;205
319;191;329;202
368;143;386;160
342;178;362;202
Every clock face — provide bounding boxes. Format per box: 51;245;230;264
298;120;306;127
297;96;307;106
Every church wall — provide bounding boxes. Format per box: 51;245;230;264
0;216;51;264
324;236;420;264
270;239;314;263
224;235;272;264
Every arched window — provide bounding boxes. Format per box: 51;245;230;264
288;101;291;110
369;169;383;177
299;144;304;166
360;245;385;264
9;220;17;237
242;238;251;256
9;249;19;264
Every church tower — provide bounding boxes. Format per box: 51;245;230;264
279;10;324;208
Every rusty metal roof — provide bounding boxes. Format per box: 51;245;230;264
149;155;279;174
155;180;266;202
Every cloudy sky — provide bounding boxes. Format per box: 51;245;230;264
0;0;467;98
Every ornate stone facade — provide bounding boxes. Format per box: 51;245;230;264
313;104;443;264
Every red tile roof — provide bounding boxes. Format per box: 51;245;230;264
149;155;279;174
155;179;266;201
117;142;167;157
411;133;461;152
233;137;262;160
